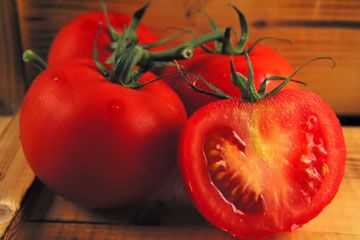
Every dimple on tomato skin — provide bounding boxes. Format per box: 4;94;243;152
48;11;160;67
179;89;346;239
20;59;187;208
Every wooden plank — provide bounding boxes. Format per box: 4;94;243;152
0;1;25;115
301;178;360;235
2;126;356;239
26;187;200;226
17;0;360;114
0;115;35;238
343;127;360;179
21;178;360;238
12;223;360;240
15;223;234;240
0;117;12;136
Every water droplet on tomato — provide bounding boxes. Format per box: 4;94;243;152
191;77;209;90
107;99;124;117
50;70;67;85
192;79;200;87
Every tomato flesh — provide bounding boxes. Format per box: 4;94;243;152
179;89;346;238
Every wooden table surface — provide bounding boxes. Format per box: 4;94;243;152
0;115;359;240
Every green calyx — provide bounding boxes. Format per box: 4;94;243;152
202;8;294;56
230;50;336;103
98;1;298;90
96;1;255;89
201;6;249;55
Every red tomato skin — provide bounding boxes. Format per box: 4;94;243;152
179;89;345;238
162;44;298;115
48;12;160;67
20;60;187;208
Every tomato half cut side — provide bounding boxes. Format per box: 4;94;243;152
179;89;346;239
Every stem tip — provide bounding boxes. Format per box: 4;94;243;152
23;50;35;63
181;46;194;59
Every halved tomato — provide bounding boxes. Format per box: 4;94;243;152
179;89;346;238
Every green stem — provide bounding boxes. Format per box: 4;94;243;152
23;50;47;71
100;0;120;41
133;71;182;89
259;76;306;95
231;5;248;54
93;23;110;78
143;29;224;63
221;28;233;54
175;61;231;99
128;2;150;36
248;37;293;53
203;11;222;52
142;28;193;49
110;44;144;85
264;57;335;98
229;54;336;103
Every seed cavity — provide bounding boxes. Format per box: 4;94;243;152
204;127;264;214
299;115;329;202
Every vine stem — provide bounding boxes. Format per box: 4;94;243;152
23;50;48;71
140;29;224;64
174;61;231;99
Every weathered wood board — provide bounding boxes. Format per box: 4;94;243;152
0;114;359;239
16;0;360;114
0;115;34;239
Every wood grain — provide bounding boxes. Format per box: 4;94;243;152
0;0;25;115
14;223;360;240
16;0;360;114
0;115;34;238
1;124;358;239
0;117;12;135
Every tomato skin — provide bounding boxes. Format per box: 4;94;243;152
179;89;345;238
48;12;159;67
162;44;298;115
20;60;187;208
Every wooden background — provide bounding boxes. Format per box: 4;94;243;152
0;0;359;115
10;0;360;115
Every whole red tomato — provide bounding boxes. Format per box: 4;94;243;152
162;43;299;115
179;89;346;238
20;59;186;208
48;11;159;67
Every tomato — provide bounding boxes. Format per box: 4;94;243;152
48;12;159;67
20;59;187;208
179;89;346;238
162;43;299;115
